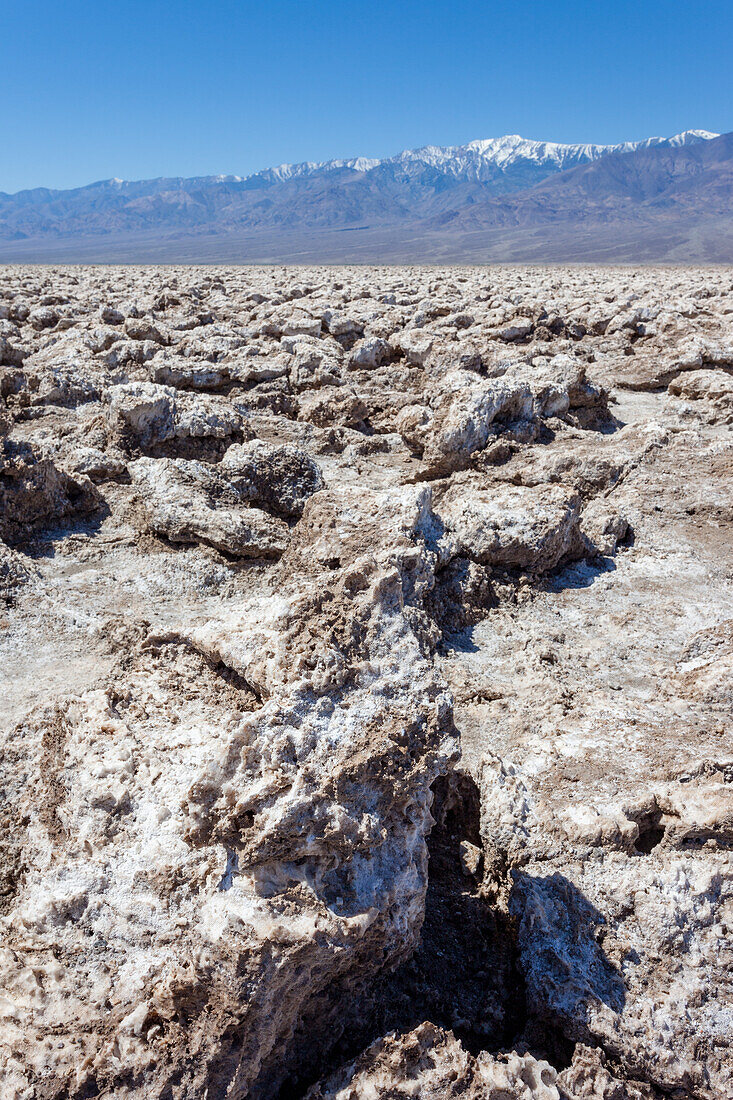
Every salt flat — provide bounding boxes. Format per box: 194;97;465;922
1;265;731;1098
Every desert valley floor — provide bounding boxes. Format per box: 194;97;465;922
0;265;732;1099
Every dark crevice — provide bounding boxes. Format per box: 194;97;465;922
679;834;733;850
212;659;263;703
517;1020;577;1073
267;770;529;1100
616;523;636;548
634;809;666;854
227;771;625;1099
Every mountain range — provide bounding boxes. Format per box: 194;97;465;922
1;128;731;263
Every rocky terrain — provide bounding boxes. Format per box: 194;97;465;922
0;264;731;1099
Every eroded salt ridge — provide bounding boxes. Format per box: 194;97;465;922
0;265;731;1099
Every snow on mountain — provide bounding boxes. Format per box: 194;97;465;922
96;131;715;193
4;131;718;199
234;129;719;189
0;128;726;259
253;156;382;184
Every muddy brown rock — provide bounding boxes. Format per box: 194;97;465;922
0;438;99;542
130;456;291;557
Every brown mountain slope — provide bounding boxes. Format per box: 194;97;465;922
434;130;733;231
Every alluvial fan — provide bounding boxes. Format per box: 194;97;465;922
0;264;731;1099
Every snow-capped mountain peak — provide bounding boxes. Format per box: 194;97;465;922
82;130;718;197
237;129;719;190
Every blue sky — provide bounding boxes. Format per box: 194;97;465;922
5;0;731;193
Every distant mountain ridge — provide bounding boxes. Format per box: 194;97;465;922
245;129;717;189
429;130;733;229
4;128;714;199
0;129;729;262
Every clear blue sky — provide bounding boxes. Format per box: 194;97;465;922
5;0;731;193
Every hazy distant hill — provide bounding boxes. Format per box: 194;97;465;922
0;129;730;262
